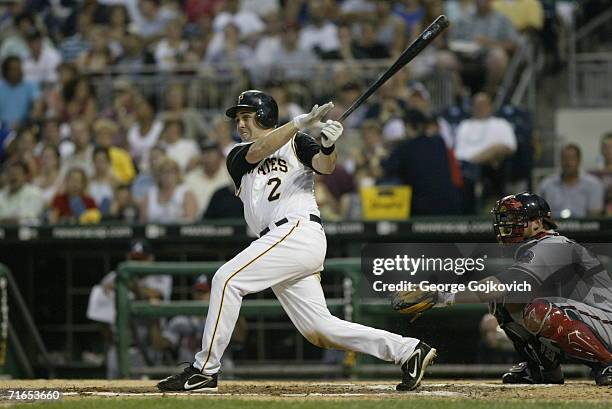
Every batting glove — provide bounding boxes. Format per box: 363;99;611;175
293;102;334;131
321;120;343;148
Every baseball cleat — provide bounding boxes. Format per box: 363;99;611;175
594;365;612;386
502;362;564;384
396;341;437;391
157;364;218;392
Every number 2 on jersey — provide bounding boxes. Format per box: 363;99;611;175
267;177;281;201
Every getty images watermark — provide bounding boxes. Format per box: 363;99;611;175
369;253;531;294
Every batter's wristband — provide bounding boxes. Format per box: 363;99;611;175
320;144;335;155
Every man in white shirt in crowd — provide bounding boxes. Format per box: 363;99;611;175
0;161;44;224
539;143;604;218
22;29;62;84
455;92;517;166
298;0;340;58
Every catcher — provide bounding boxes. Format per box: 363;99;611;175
393;192;612;386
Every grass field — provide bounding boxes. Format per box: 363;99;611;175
1;380;611;409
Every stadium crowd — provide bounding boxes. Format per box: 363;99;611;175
0;0;609;225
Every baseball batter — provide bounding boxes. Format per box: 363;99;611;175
158;90;436;392
394;192;612;386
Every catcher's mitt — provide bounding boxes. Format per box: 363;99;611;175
391;289;438;322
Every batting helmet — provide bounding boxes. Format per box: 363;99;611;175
491;192;558;243
225;90;278;128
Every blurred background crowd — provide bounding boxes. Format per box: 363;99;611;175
0;0;610;226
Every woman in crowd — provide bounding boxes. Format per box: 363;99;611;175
33;145;62;204
127;94;163;172
139;157;198;224
49;167;98;224
89;147;117;215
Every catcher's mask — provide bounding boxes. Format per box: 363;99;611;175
225;90;278;129
491;192;557;243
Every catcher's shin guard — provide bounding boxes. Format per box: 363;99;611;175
492;303;563;384
523;299;612;365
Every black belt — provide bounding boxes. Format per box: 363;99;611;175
259;214;321;237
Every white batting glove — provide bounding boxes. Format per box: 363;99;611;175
320;120;343;148
292;102;334;131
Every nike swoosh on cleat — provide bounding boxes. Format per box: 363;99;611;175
184;376;213;390
409;350;421;378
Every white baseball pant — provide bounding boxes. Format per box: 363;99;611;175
193;216;419;374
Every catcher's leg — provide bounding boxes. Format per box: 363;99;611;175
491;303;563;384
523;298;612;385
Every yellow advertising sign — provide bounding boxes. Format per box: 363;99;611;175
360;185;412;220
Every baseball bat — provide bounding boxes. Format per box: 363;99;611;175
338;15;450;122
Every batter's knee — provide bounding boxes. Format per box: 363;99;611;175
299;314;338;349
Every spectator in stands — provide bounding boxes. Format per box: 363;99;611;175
267;81;303;124
127;94;163;172
22;29;62;84
352;120;387;187
0;56;43;129
61;119;95;177
493;0;544;33
61;75;98;125
0;160;44;224
203;184;243;219
44;62;79;120
372;1;406;57
184;33;209;65
394;0;425;39
454;92;516;213
154;18;188;71
590;132;612;215
539;144;604;218
41;117;73;158
131;145;165;200
205;21;253;66
49;167;99;224
8;123;38;177
76;26;114;72
134;0;171;44
350;20;390;60
185;140;231;218
59;13;92;63
89;147;117;216
115;32;156;74
32;145;62;204
455;93;517;166
159;118;200;173
107;184;140;222
383;113;462;216
252;21;319;83
0;12;37;60
139;157;198;224
211;0;264;41
107;5;130;59
93;118;136;184
298;0;340;59
207;115;234;156
476;313;514;364
448;0;520;93
159;83;208;140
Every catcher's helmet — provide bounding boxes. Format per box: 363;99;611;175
225;90;278;128
491;192;557;243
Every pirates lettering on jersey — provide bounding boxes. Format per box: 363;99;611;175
251;157;289;175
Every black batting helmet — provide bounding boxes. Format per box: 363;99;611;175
491;192;558;243
225;90;278;128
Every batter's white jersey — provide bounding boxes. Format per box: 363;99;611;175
226;133;320;234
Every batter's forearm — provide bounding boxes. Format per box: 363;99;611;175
312;150;337;174
245;121;299;163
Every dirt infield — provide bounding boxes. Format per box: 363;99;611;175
0;379;610;401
